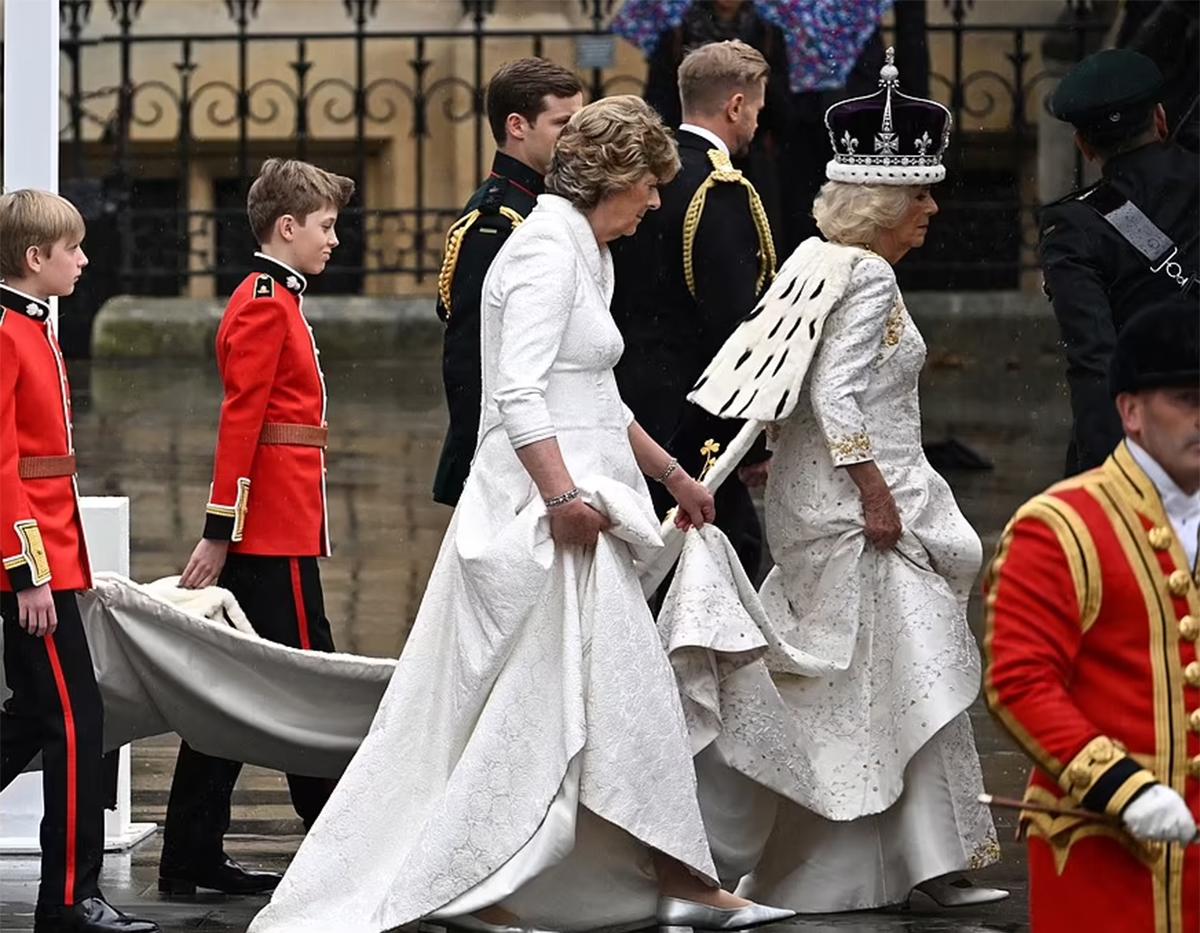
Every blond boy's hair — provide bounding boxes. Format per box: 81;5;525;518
678;40;769;118
0;190;86;279
246;158;355;244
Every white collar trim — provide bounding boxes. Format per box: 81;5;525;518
254;251;308;293
679;123;730;156
1127;438;1200;524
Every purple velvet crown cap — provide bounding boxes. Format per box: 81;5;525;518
824;48;953;186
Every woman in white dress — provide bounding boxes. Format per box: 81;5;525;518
248;96;793;933
687;51;1007;913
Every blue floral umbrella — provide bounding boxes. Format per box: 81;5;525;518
610;0;894;92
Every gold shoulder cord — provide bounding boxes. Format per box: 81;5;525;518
437;210;480;316
497;206;525;228
437;206;526;318
682;149;777;300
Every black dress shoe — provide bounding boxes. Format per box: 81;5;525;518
34;897;160;933
158;855;281;896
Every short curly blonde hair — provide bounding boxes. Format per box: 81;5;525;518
812;181;918;248
545;95;680;211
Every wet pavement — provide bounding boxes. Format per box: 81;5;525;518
1;339;1072;932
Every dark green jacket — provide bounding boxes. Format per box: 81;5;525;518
432;152;542;506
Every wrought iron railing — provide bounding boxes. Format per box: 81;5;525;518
0;0;1112;344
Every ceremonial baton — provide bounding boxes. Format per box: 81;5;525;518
638;419;764;597
979;793;1200;847
978;793;1116;824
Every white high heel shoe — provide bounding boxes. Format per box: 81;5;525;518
656;895;796;932
912;874;1010;907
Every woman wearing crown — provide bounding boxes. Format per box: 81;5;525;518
686;50;1007;912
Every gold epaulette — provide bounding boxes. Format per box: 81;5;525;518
253;274;275;299
682;149;776;300
437;205;525;318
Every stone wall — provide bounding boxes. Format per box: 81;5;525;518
92;289;1061;364
92;295;442;359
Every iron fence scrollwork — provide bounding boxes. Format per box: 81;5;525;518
0;0;1111;353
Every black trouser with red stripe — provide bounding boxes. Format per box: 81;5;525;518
160;554;336;872
1;590;104;907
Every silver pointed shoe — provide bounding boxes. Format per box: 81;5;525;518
656;896;796;931
912;876;1010;907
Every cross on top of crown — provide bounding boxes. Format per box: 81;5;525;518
879;46;899;88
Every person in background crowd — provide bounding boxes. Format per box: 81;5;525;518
432;58;583;508
639;0;790;247
1039;48;1199;476
1117;0;1198;152
614;0;925;255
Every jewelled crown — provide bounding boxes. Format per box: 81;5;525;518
824;48;952;186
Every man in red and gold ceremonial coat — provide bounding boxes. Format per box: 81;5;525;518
985;303;1199;933
1;190;158;933
158;159;354;898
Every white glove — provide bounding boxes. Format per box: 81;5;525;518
1122;785;1198;844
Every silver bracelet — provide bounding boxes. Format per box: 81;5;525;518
543;487;580;509
653;458;679;484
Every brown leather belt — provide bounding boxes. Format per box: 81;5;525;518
18;455;77;479
259;422;328;449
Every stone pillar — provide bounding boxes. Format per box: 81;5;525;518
3;0;60;191
3;0;61;324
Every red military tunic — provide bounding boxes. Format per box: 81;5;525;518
202;254;330;556
0;285;90;592
985;441;1200;933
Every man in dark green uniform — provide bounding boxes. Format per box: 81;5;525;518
1040;48;1198;475
433;59;583;506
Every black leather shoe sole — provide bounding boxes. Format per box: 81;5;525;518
157;875;278;897
156;877;198;897
34;902;161;933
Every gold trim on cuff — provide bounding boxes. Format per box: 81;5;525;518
205;476;251;543
7;520;51;586
829;430;872;464
1058;736;1158;816
1020;786;1160;875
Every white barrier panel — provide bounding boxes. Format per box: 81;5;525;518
0;497;157;853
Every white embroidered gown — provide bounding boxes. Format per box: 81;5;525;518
736;253;1000;911
248;195;716;933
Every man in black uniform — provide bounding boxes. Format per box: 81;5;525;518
641;0;790;249
611;40;775;577
432;58;583;506
1040;47;1198;475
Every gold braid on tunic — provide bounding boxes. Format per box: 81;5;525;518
437;205;525;317
682;149;776;300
